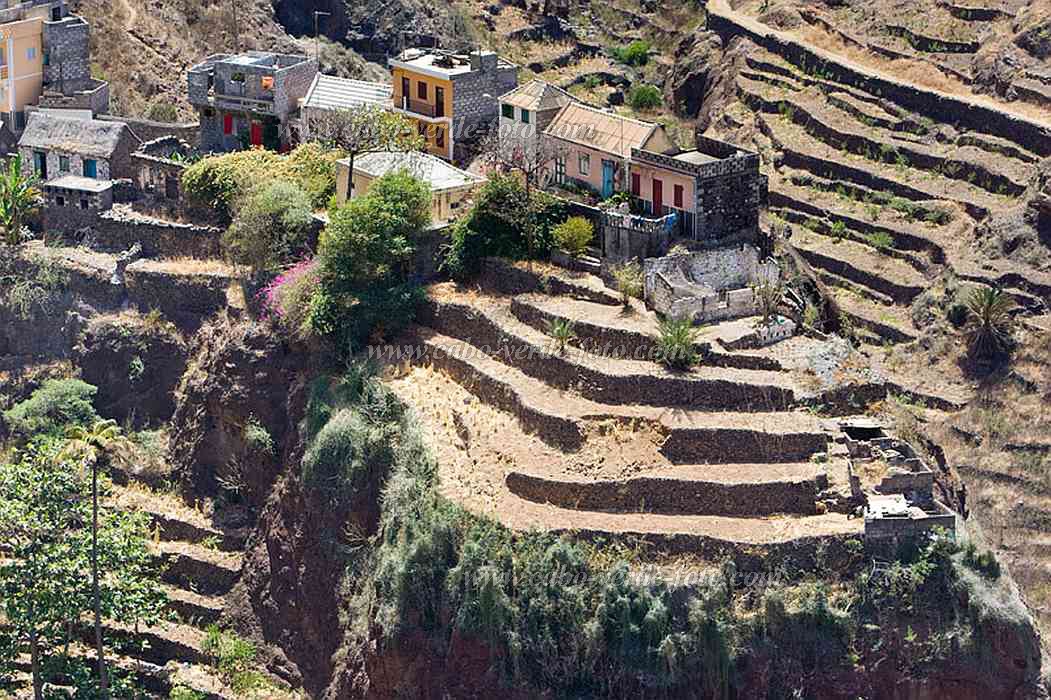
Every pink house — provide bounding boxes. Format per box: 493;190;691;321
543;102;677;199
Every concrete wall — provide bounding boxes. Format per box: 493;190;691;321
451;59;517;144
99;115;199;146
42;14;89;92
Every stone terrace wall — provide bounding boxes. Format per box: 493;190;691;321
88;207;222;259
505;471;820;516
707;0;1051;157
124;262;232;331
99;116;200;147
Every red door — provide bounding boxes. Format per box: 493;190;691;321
250;121;263;147
652;178;663;216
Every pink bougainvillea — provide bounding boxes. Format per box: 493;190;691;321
259;258;320;336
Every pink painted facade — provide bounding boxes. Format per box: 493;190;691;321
551;139;625;193
628;160;696;217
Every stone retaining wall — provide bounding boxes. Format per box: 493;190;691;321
100;116;200;147
419;298;796;409
124;263;232;331
478;257;621;305
506;470;820;516
661;426;826;463
709;1;1051;156
90;208;222;259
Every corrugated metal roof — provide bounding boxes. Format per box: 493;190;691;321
543;102;658;159
499;80;576;112
303;74;392;112
347;151;486;192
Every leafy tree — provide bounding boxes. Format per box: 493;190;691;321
312;170;432;348
60;420;135;700
0;154;41;246
443;175;566;280
612;40;651;66
304;104;423;201
2;378;98;439
0;439;164;700
222;180;314;275
963;286;1016;362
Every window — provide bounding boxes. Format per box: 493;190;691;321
59;156;69;172
674;184;684;209
436;126;445;149
417;81;427;100
79;198;89;209
26;47;36;61
55;195;65;207
42;51;49;66
223;113;234;135
520;109;530;124
501;103;514;119
83;159;97;179
578;153;590;176
631;172;641;196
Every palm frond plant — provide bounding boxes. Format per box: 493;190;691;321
752;278;785;327
0;154;42;246
963;286;1016;362
60;419;134;700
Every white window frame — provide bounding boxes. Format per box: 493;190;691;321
578;153;590;177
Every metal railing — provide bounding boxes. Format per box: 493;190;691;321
399;95;443;118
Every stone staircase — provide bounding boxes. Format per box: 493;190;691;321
389;275;864;568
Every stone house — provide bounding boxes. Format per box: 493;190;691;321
0;1;107;134
41;173;112;234
630;135;762;244
335;150;486;228
389;48;517;160
497;79;576;158
543;102;678;200
188;51;317;153
18;111;138;181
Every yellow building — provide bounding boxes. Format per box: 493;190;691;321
389;48;517;161
0;16;44;127
335;151;486;228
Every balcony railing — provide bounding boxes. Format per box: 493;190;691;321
399;95;444;119
211;93;275;114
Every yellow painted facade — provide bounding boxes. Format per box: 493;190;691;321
0;17;44;119
390;66;453;159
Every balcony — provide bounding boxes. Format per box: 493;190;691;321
0;65;7;80
397;95;446;119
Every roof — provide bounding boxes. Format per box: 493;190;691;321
672;150;718;166
44;175;113;193
346;151;486;192
544;102;660;159
499;80;576;112
19;112;128;159
303;74;392;112
389;48;515;79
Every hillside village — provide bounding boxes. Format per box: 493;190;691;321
0;0;1049;697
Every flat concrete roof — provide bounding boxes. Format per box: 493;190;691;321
673;151;719;166
45;175;112;192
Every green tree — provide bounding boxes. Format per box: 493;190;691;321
304;104;423;201
628;84;662;111
222;180;314;275
312;169;432;348
0;439;164;699
963;286;1016;362
60;420;134;700
2;378;99;439
0;154;41;246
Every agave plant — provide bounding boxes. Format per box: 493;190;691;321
0;154;41;246
963;286;1016;360
656;316;699;370
547;317;576;355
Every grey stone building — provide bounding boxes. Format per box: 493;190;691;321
389;48;517;160
18;111;138;182
187;51;318;153
629;136;763;245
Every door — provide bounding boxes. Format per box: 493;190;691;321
33;151;46;179
83;159;96;179
401;77;410;109
554;156;566;185
601;160;615;199
250;121;263;147
435;86;445;118
652;178;663;217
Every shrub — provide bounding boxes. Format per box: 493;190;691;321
866;231;894;251
169;687;206;700
442;175;566;281
628;84;662;111
611;261;644;306
0;253;68;320
612;40;651;66
201;625;273;695
656;316;699;370
552;216;594;256
546;318;576;355
182;143;342;218
2;378;98;438
222;180;314;274
946;301;969;328
144;100;179;123
260;258;322;340
243;416;274;456
830;219;847;239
